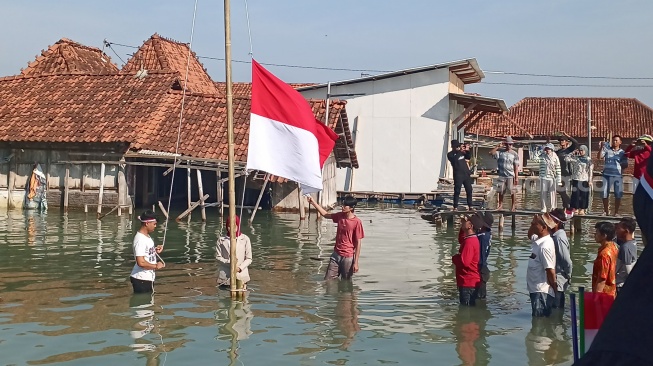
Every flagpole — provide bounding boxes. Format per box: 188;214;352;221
579;286;586;356
224;0;239;298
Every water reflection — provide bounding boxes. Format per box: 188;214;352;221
326;280;361;351
453;304;491;366
525;316;572;366
216;295;254;366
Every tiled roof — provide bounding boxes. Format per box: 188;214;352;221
20;38;119;76
214;82;317;97
0;72;177;144
468;97;653;139
123;34;219;95
0;71;357;167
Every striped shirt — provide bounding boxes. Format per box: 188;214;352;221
493;149;519;177
531;148;562;185
600;144;627;177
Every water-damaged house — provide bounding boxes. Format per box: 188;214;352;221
0;35;358;214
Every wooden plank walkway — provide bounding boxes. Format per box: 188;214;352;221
421;208;631;233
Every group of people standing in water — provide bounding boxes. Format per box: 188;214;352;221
128;194;365;294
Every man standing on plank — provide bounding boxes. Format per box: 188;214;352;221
307;195;364;280
447;140;474;211
489;136;519;211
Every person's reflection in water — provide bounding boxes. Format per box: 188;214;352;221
327;280;361;351
216;297;253;366
525;316;572;366
129;292;164;365
453;303;491;366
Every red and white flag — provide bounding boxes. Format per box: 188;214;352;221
582;292;615;353
247;59;337;192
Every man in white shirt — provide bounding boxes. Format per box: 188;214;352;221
526;213;558;317
130;210;165;293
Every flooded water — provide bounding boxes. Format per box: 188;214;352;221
0;193;635;365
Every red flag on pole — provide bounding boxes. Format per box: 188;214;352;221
247;59;337;193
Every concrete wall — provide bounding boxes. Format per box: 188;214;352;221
301;68;452;193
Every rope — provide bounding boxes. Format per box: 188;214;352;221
160;0;199;248
243;0;254;57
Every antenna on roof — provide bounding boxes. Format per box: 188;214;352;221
100;39;109;62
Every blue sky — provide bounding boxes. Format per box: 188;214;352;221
3;1;653;106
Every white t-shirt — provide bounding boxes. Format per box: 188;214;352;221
130;232;157;281
527;235;556;296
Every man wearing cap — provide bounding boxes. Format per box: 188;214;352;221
130;210;165;293
530;143;562;212
598;135;628;216
489;136;520;211
526;213;558;317
447;140;473;211
625;134;652;191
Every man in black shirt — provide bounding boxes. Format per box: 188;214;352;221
447;140;473;210
555;132;578;209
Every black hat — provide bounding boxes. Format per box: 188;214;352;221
470;211;492;231
451;140;461;148
138;210;158;223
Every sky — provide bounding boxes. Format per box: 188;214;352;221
3;0;653;107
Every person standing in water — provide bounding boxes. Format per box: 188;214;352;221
216;216;252;288
307;195;364;280
130;210;164;293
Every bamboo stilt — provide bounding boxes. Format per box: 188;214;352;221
158;201;169;219
97;163;105;218
196;169;206;221
250;175;268;223
187;166;192;220
63;164;70;212
217;171;224;216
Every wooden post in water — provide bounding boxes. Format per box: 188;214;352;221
97;163;105;218
224;0;239;299
511;214;516;231
7;152;15;209
298;183;306;220
63;164;70;212
498;214;505;232
250;175;269;223
187;165;192;220
216;171;224;216
196;169;206;221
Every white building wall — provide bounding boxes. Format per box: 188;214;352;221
301;68;451;193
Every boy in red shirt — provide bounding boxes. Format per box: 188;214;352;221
307;195;365;280
452;215;481;306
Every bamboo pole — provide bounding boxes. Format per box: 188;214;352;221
224;0;239;298
298;183;306;220
97;163;105;218
63;164;70;212
196;169;206;221
158;201;169;219
217;171;224;216
7;152;15;209
176;194;209;221
187;165;192;220
249;175;269;223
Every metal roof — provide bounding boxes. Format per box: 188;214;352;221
296;58;484;91
449;93;508;114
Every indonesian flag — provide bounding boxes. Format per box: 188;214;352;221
247;59;338;193
582;292;614;353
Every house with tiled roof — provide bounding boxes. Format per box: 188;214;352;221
0;34;357;213
299;61;508;193
20;38;119;76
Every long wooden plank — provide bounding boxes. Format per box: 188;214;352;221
176;194;210;221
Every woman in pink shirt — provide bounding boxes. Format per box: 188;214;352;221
307;195;365;280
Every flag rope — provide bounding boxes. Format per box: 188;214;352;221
243;0;254;57
160;0;200;249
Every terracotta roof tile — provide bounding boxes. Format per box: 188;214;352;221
20;38;119;76
123;34;219;95
469;97;653;139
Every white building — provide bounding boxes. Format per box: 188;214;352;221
298;59;507;194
